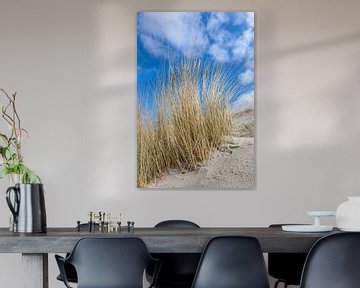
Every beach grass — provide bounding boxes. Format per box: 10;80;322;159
137;58;241;188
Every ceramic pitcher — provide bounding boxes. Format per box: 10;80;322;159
6;183;47;233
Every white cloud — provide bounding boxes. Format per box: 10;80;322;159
246;12;254;28
232;28;254;67
209;44;230;62
233;13;246;26
233;12;254;28
207;12;230;35
140;34;167;58
233;29;254;56
138;12;208;58
239;69;254;85
233;90;254;111
231;13;254;66
245;51;254;70
211;30;237;48
206;12;242;62
138;12;254;66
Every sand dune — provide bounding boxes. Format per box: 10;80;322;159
148;110;255;189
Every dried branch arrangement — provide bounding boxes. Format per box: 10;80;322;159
0;88;40;183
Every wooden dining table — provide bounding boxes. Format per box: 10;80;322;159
0;226;339;288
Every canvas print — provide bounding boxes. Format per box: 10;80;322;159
137;12;254;189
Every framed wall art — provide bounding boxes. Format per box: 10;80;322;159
137;12;254;189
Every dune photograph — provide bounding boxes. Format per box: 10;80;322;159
137;12;254;189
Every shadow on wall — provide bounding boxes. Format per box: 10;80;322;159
262;31;360;62
257;11;360;214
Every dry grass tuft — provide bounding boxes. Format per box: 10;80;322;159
137;58;241;188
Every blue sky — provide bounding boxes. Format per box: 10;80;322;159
137;12;254;112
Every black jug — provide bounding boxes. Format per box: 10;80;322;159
6;183;47;233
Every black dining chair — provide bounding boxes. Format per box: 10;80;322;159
191;236;270;288
56;262;77;284
146;220;201;288
55;237;161;288
300;232;360;288
56;223;99;284
268;224;308;288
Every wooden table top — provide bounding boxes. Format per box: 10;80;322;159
0;227;340;253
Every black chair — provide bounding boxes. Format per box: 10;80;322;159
191;236;270;288
55;237;160;288
300;232;360;288
56;223;99;284
268;224;308;288
147;220;201;288
154;220;200;229
56;262;77;284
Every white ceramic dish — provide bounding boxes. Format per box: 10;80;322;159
307;211;336;217
282;225;333;233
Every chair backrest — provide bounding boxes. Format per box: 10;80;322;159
150;220;201;287
67;237;154;288
191;236;270;288
268;224;308;285
300;232;360;288
155;220;200;228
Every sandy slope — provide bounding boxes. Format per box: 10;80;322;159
148;110;255;189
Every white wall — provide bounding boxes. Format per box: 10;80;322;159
1;0;360;287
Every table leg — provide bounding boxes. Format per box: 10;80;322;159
22;253;48;288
